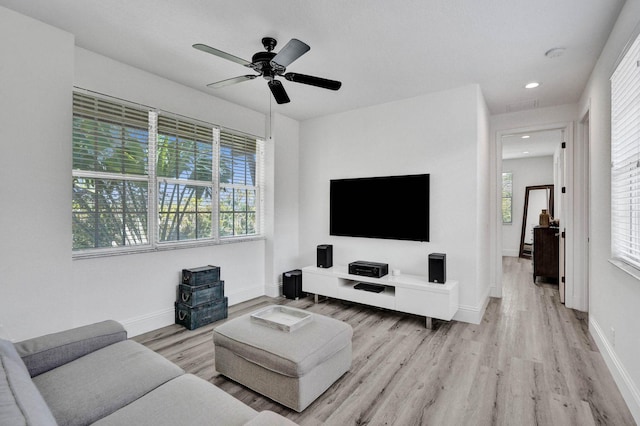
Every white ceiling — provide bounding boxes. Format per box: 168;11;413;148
502;129;562;160
0;0;625;121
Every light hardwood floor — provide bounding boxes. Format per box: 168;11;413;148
134;257;636;425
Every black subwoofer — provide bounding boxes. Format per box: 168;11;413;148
428;253;446;284
283;269;304;300
317;244;333;268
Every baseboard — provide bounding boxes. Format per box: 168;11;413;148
122;284;267;338
590;316;640;423
502;249;519;257
226;284;266;306
490;284;500;298
265;282;283;298
120;307;175;338
453;285;491;324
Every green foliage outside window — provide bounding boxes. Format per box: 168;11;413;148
502;172;513;224
72;92;261;252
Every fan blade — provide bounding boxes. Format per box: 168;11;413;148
207;75;258;89
268;80;290;104
193;43;252;67
270;39;310;68
284;73;342;90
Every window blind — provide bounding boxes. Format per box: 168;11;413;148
611;32;640;269
72;92;150;249
72;89;264;254
219;130;261;237
156;114;215;181
72;92;149;175
219;130;258;185
156;114;217;242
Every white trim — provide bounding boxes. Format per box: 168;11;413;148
226;284;265;306
265;282;283;298
570;107;590;312
609;258;640;281
121;283;267;337
590;316;640;424
494;121;574;301
453;285;491;324
120;307;175;338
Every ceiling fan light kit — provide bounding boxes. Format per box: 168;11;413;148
193;37;342;104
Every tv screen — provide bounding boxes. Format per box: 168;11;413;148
330;174;429;242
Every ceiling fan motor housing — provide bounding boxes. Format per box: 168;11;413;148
251;51;280;80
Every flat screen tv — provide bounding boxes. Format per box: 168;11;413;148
330;174;429;242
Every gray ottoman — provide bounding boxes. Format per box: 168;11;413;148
213;305;353;412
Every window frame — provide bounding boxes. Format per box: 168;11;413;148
501;171;513;225
610;31;640;272
72;89;264;258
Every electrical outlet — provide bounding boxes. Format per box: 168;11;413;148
610;327;616;347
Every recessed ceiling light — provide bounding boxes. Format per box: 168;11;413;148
521;135;530;139
525;82;540;89
523;151;530;154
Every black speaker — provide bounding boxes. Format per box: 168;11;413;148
317;244;333;268
283;269;304;300
428;253;446;284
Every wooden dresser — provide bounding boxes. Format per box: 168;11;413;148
533;226;559;282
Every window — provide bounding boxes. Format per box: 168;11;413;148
72;91;264;253
72;93;150;249
156;114;216;242
611;32;640;269
502;172;513;224
219;131;262;237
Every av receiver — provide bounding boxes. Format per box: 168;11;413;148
348;261;389;278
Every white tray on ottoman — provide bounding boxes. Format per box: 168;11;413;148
250;306;313;332
213;305;353;412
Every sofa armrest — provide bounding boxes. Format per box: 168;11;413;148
244;411;299;426
14;320;127;377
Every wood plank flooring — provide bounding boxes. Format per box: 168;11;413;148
134;257;636;425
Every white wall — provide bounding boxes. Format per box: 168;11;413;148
299;84;491;323
475;88;492;314
578;0;640;421
72;49;273;336
0;7;74;341
501;156;554;256
0;6;286;340
266;113;301;296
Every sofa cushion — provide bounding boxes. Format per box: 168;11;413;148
93;374;258;426
213;307;353;377
33;340;183;426
0;353;57;426
15;320;127;377
0;338;29;374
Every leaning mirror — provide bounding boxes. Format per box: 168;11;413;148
519;185;554;258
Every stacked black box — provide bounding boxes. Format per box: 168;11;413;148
175;265;228;330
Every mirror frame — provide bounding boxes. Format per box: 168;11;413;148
519;184;554;259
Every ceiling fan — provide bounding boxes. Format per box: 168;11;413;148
193;37;342;104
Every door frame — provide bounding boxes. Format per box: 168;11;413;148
494;121;580;308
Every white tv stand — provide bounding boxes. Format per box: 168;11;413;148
302;265;458;328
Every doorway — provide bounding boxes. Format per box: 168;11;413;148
495;122;573;303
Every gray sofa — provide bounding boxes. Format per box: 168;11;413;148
0;320;296;426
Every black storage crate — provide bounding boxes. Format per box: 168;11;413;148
177;281;225;307
175;297;228;330
182;265;220;286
